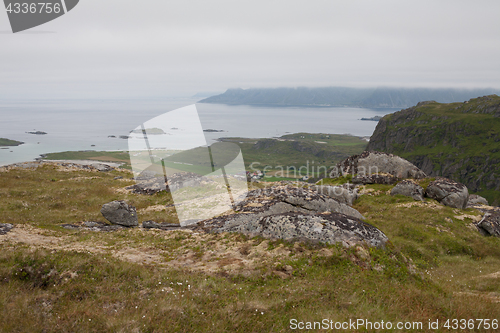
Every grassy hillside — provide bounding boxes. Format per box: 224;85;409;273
0;138;23;146
0;165;499;332
367;95;500;205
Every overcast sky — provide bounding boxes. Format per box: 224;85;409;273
1;0;500;99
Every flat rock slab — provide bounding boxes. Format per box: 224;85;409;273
198;211;388;248
142;221;195;230
0;223;14;235
61;221;126;232
425;177;469;209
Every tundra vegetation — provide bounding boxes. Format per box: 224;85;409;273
0;161;499;332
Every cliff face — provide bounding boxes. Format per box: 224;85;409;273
367;95;500;205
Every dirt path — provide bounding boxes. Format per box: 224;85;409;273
0;225;307;277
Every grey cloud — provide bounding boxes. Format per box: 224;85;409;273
0;0;499;99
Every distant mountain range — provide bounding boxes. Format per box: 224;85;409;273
198;87;500;108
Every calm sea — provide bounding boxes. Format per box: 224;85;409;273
0;98;398;166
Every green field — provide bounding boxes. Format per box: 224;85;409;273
43;133;368;179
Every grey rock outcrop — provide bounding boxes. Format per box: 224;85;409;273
100;201;139;227
391;180;424;201
476;212;500;237
467;194;489;207
233;185;364;220
328;151;427;180
309;184;358;206
198;212;388;248
0;223;14;235
91;163;113;172
425;178;469;209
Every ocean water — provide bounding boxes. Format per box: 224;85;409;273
0;98;398;166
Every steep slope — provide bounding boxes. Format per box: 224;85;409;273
367;95;500;205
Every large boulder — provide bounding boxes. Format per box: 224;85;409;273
476;212;500;237
327;151;427;181
467;194;489;207
352;173;399;185
425;178;469;209
390;180;424;201
198;211;388;248
100;201;139;227
309;184;358;206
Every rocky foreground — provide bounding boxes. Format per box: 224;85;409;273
7;151;494;250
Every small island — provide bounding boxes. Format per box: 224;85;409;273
203;129;225;133
0;138;24;146
26;131;47;135
130;128;166;135
360;116;383;121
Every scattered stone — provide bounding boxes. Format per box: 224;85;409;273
476;212;500;237
114;176;123;180
198;211;388;248
0;223;14;235
100;201;139;227
309;184;358;206
142;221;186;230
467;194;489;207
390;180;424;201
425;177;469;209
328;151;427;180
61;221;126;232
